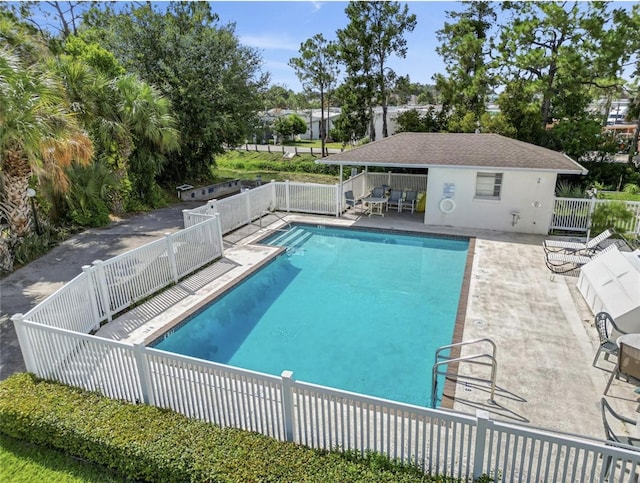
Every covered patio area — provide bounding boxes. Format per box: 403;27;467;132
321;132;587;235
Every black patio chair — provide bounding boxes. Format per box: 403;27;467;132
600;397;640;477
344;190;362;213
593;312;628;369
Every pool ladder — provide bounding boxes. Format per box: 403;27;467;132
257;210;292;232
431;338;498;408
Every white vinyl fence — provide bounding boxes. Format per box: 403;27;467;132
551;198;640;235
183;181;340;232
238;143;343;156
12;317;640;482
367;172;428;194
18;216;224;331
12;182;640;481
183;174;429;232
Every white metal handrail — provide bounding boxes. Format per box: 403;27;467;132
432;338;498;408
257;210;292;231
432;354;498;408
435;338;497;364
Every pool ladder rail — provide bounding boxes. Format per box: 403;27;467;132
431;338;498;409
257;210;293;232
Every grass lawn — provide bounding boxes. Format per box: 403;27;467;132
215;167;338;184
599;192;640;202
213;150;341;185
0;434;124;483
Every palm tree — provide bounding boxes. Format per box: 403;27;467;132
0;22;93;239
50;54;178;212
114;74;179;205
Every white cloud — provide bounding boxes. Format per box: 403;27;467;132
239;34;299;51
309;1;323;13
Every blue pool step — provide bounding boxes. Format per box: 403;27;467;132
286;231;312;254
271;227;306;246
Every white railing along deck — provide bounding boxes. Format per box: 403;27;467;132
551;198;640;234
19;216;224;330
13;318;640;482
367;172;428;194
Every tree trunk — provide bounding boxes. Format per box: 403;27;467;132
541;62;557;129
320;88;326;157
2;174;33;237
368;106;376;142
1;149;34;237
0;237;13;274
382;103;388;138
628;116;640;165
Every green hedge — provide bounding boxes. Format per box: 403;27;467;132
0;374;454;482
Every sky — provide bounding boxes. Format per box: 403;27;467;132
14;1;638;92
207;0;637;92
209;1;458;91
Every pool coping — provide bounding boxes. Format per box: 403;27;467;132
441;236;476;410
96;219;476;409
143;220;474;408
141;245;287;346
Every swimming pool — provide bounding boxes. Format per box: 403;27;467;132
153;225;469;406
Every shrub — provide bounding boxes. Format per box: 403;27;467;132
555;180;584;198
590;201;635;236
623;183;640;195
0;374;439;483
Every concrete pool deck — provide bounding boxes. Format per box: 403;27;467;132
94;209;638;442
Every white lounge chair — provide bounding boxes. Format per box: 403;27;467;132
545;243;617;274
543;228;614;254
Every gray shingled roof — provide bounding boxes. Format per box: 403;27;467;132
320;132;587;174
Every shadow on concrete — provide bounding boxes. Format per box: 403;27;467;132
0;201;202;380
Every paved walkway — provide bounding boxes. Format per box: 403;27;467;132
0;201;201;379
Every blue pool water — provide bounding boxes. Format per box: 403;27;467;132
153;225;469;406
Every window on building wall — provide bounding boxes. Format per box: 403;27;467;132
475;172;503;199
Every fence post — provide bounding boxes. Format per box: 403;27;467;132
281;370;295;442
271;180;277;211
586;196;598;241
133;343;154;405
285;180;291;212
207;199;217;216
245;190;252;225
92;260;112;322
213;214;224;256
182;210;191;228
335;183;341;218
82;265;101;331
164;233;179;283
11;313;37;373
473;409;490;479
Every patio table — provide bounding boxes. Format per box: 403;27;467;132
617;334;640;350
362;197;388;217
616;334;640;398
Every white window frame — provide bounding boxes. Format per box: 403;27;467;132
475;172;503;200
